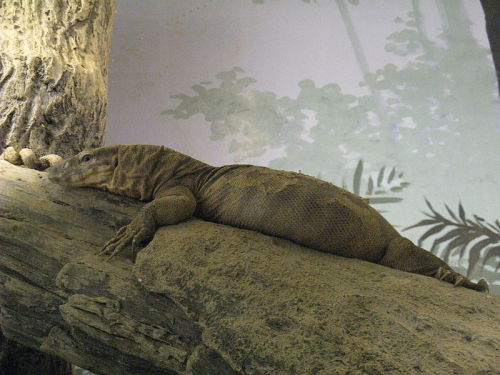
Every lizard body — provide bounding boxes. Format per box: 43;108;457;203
3;144;488;292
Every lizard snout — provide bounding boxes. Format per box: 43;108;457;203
47;160;69;185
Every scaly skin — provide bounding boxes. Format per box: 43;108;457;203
1;145;488;292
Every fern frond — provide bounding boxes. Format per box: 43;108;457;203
340;160;410;206
405;199;500;276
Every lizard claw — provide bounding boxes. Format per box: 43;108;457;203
435;267;489;292
453;275;465;287
98;207;157;260
98;226;126;255
477;279;489;293
436;267;451;281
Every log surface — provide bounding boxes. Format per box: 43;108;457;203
0;161;499;375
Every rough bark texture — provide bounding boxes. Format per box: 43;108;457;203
0;330;72;375
0;0;116;157
0;2;116;372
0;161;499;375
481;0;500;95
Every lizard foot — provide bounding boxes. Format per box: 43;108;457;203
435;267;489;293
99;207;157;260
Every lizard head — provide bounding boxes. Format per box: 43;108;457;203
47;146;119;189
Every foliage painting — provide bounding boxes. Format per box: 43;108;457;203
406;200;500;277
166;1;497;176
340;160;409;208
164;1;499;286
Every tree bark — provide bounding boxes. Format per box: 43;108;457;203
0;0;116;158
1;161;499;375
480;0;500;95
0;161;237;375
0;1;116;372
0;330;72;375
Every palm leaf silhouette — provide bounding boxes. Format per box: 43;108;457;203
341;159;410;207
405;199;500;276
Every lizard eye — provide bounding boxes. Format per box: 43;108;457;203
81;154;92;162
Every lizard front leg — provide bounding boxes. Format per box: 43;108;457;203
100;186;197;260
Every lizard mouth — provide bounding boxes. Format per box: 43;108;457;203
47;161;70;185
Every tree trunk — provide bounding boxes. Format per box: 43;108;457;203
0;0;116;158
0;161;236;375
335;0;386;124
0;1;115;373
480;0;500;95
1;161;499;375
0;330;72;375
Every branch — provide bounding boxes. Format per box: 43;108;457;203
0;161;499;375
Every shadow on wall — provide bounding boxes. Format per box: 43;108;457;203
164;2;499;291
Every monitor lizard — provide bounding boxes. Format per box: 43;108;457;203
1;144;488;292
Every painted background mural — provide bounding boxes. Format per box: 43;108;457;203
105;0;499;293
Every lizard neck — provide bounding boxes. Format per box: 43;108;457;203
155;151;216;198
107;145;184;200
108;145;165;200
107;144;217;201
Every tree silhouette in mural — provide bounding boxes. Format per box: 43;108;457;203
164;1;499;279
165;1;497;175
367;1;499;275
363;1;497;160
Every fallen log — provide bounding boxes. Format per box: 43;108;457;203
0;160;499;374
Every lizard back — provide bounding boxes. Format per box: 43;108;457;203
195;165;399;262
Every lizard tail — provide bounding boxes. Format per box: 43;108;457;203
378;236;489;292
